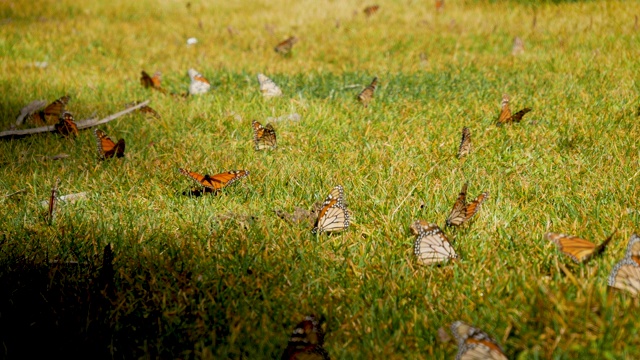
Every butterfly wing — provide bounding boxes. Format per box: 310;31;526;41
54;112;79;137
30;95;70;125
510;108;532;122
446;183;468;227
497;94;511;125
209;170;250;189
312;200;350;234
357;77;378;107
275;36;298;54
463;191;489;223
94;129;118;159
281;315;329;360
457;127;471;158
625;233;640;265
257;73;283;98
413;223;457;265
608;258;640;296
363;5;380;16
252;120;277;150
188;69;211;95
451;321;508;360
546;232;611;264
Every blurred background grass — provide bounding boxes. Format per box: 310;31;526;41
0;0;639;358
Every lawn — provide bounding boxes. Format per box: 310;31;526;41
0;0;639;358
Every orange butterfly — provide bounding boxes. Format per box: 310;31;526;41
252;120;277;150
140;70;164;92
274;36;298;55
363;5;380;16
28;95;70;125
312;185;350;234
54;112;79;137
497;94;531;125
451;321;508;360
358;77;378;107
281;315;329;360
94;129;126;159
545;232;615;264
188;68;211;95
179;168;249;192
445;183;488;227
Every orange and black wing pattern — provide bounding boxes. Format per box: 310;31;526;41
363;5;380;16
451;321;508;360
446;183;488;227
179;168;249;191
29;95;71;125
140;70;164;92
252;120;277;150
275;36;298;55
545;232;614;264
281;315;330;360
94;129;126;159
497;94;531;125
54;112;79;137
312;185;350;234
357;77;378;107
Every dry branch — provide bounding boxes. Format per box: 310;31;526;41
0;100;150;139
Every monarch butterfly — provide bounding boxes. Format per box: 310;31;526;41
252;120;277;150
47;178;60;224
497;94;531;125
28;95;70;125
357;77;378;108
446;183;488;227
257;73;283;98
281;315;330;360
410;219;431;236
94;129;126;159
188;68;211;95
312;185;350;234
54;112;79;137
545;232;615;264
451;321;508;360
621;233;640;265
274;36;298;55
363;5;380;16
435;0;444;11
414;223;457;265
512;36;525;55
608;258;640;296
457;127;471;159
140;70;164;92
179;168;249;192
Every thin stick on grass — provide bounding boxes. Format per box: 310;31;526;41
0;100;150;139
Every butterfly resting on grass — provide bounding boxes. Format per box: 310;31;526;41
413;222;457;265
179;168;249;193
281;315;329;360
54;112;79;138
27;95;70;125
445;183;488;227
357;77;378;108
252;120;277;150
94;129;125;159
497;94;531;125
274;36;298;55
607;233;640;296
188;68;211;95
312;185;350;234
545;231;615;264
457;127;471;158
451;321;508;360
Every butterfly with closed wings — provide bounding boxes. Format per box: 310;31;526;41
312;185;350;234
179;168;249;193
27;95;71;126
357;77;378;108
188;68;211;95
363;5;380;16
281;315;330;360
54;112;79;138
497;94;531;125
252;120;277;150
607;233;640;296
140;70;164;93
446;183;489;227
413;223;457;265
457;127;471;159
274;36;298;55
451;321;508;360
94;129;126;159
545;231;615;264
257;73;283;98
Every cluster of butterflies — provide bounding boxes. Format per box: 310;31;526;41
281;315;509;360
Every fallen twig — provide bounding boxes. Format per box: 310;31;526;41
0;100;150;139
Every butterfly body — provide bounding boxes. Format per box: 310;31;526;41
257;73;283;98
54;112;79;137
497;94;531;125
446;183;488;227
413;223;457;265
252;120;277;150
457;127;471;158
281;315;329;360
275;36;298;55
179;168;249;192
545;232;614;264
28;95;70;125
188;68;211;95
358;77;378;107
94;129;125;159
312;185;350;234
451;321;508;360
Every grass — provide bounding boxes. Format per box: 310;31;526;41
1;0;640;358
